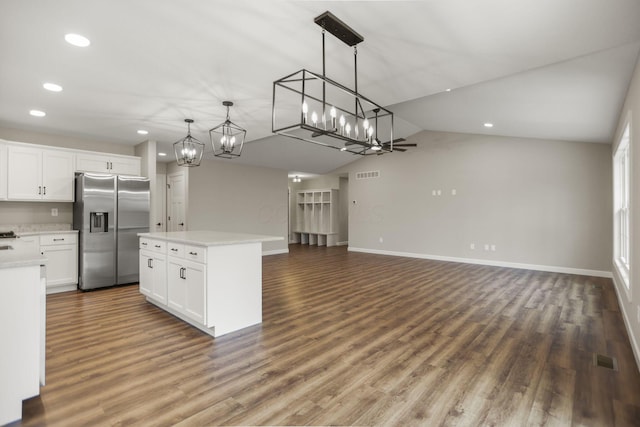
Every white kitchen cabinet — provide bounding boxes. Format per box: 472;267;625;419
7;146;74;201
138;231;282;337
139;237;167;304
0;142;7;200
167;256;205;324
39;233;78;293
0;261;44;425
76;152;141;176
140;250;167;304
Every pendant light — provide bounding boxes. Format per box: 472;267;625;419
174;119;204;167
209;101;246;159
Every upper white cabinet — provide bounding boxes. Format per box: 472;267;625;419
0;142;7;200
7;145;74;201
76;152;141;176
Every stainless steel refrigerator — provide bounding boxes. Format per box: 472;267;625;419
73;173;150;290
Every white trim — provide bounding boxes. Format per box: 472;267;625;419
611;273;640;372
262;248;289;256
337;241;348;246
347;247;612;278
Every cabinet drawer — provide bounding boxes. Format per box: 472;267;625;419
40;233;77;246
184;245;205;263
167;242;184;257
140;238;165;253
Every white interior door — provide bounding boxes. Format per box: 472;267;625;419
167;172;186;232
153;173;167;232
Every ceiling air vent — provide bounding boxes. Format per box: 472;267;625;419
355;170;380;180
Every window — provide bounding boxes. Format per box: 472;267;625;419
614;123;631;289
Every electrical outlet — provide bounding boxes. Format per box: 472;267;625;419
470;243;475;250
484;244;489;251
451;189;457;196
490;244;496;252
51;208;58;217
432;190;436;196
437;189;442;196
379;237;384;243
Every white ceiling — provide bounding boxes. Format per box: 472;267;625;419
1;0;639;175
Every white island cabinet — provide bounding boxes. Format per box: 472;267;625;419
0;250;46;425
138;231;283;337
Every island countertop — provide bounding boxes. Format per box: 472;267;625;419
0;249;47;270
137;230;284;247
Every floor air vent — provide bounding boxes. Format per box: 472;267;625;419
593;353;618;371
356;170;380;180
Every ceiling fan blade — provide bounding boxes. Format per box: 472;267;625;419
387;143;417;147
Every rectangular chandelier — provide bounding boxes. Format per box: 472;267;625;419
272;11;395;155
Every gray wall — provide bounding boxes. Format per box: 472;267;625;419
334;130;612;274
186;159;288;254
612;55;640;368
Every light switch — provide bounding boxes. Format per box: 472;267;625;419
451;189;457;196
51;208;58;217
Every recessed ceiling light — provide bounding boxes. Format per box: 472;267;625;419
445;88;452;92
137;130;149;135
65;33;90;47
484;123;494;128
43;82;63;92
30;109;46;117
158;152;167;157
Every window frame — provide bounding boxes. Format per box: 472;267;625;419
613;120;631;299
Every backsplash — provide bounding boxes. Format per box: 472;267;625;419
1;223;72;233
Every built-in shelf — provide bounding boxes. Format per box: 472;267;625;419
293;189;338;247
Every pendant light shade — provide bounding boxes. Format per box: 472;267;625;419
209;101;246;159
174;119;204;167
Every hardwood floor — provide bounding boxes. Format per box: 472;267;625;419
18;244;640;426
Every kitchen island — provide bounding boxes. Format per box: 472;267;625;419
0;248;46;425
138;231;283;337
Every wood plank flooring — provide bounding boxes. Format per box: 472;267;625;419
17;244;640;426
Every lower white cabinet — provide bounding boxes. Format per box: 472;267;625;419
139;249;167;304
39;233;78;293
139;238;167;303
167;256;205;324
137;231;280;338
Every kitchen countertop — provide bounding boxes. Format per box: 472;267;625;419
17;230;78;237
138;230;284;247
0;249;46;269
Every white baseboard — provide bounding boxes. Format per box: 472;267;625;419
347;247;612;278
263;248;289;256
337;241;348;246
611;273;640;372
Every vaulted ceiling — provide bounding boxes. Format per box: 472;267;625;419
1;0;639;176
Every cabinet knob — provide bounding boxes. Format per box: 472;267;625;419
179;222;184;227
189;251;197;256
154;245;161;248
171;248;178;252
156;223;161;226
53;238;64;242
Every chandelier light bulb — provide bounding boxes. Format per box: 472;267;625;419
330;106;337;129
311;111;318;127
302;102;308;124
363;119;369;133
345;123;351;138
